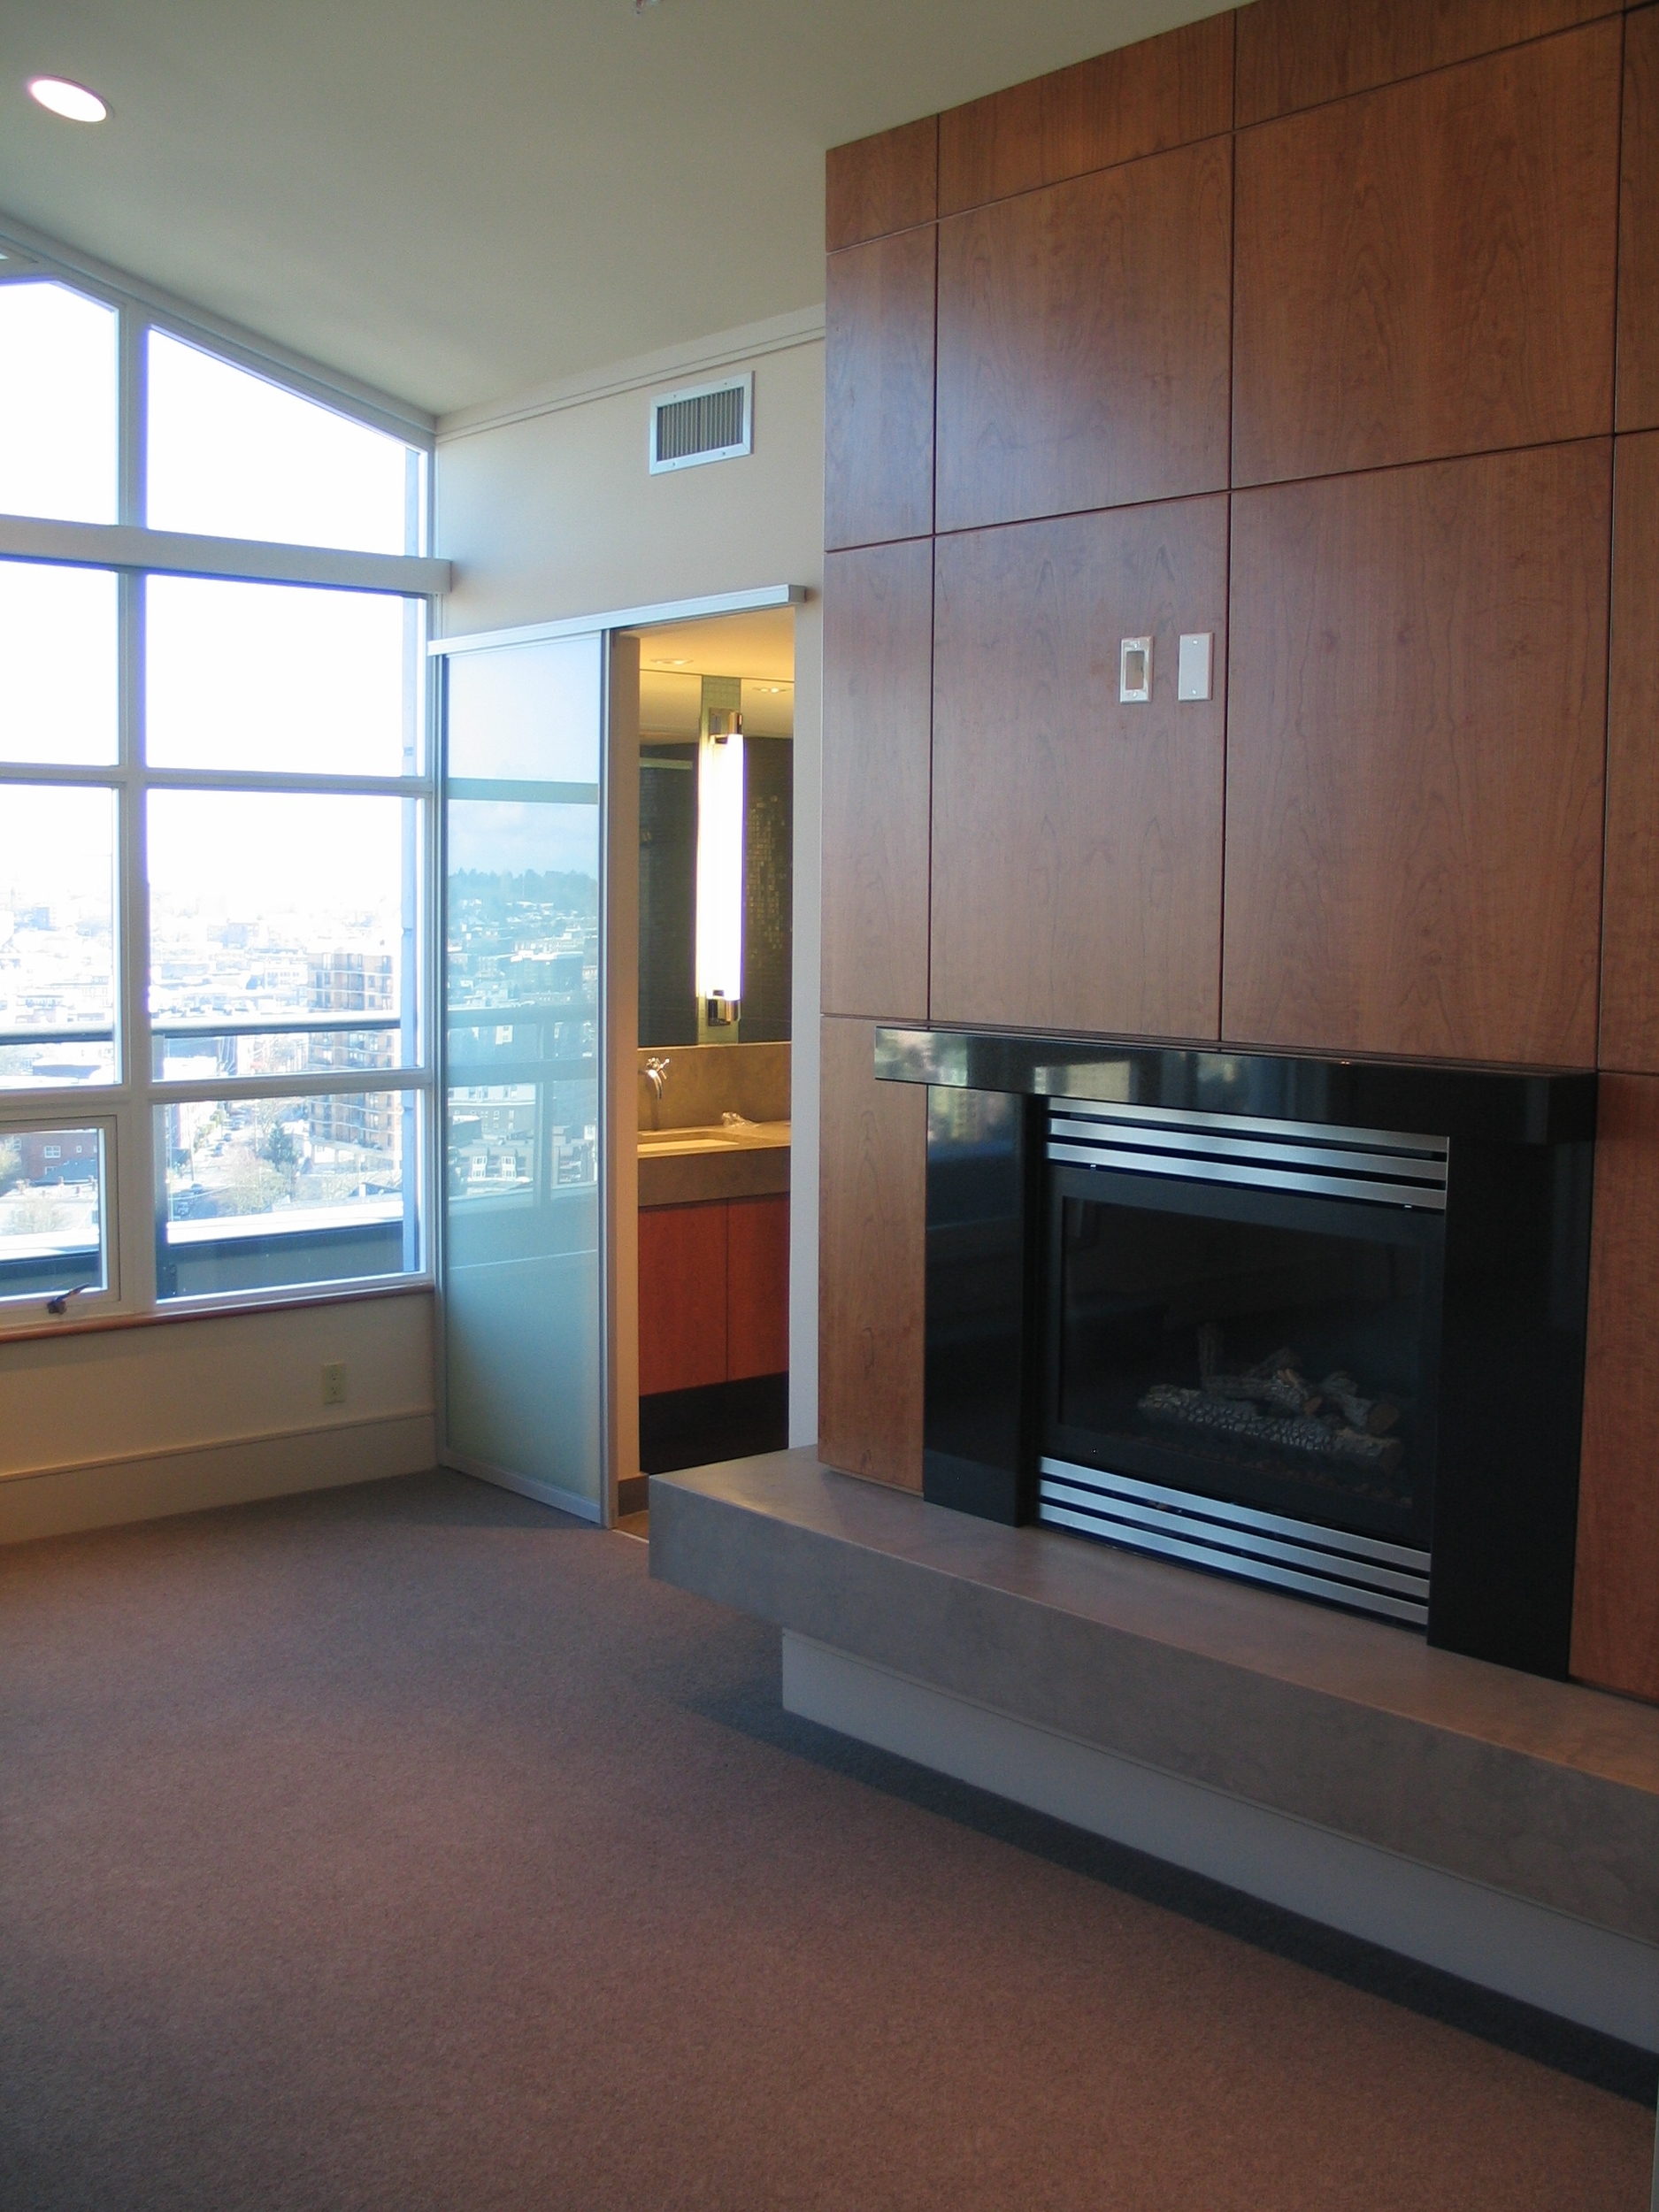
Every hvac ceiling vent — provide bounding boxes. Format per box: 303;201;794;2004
649;372;753;473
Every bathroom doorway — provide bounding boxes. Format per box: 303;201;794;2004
618;606;795;1533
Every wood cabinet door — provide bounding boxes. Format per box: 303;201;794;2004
818;1016;926;1490
726;1194;790;1381
1601;433;1659;1071
637;1202;727;1397
825;228;936;551
821;540;934;1022
931;499;1228;1041
1619;5;1659;433
934;136;1232;534
1233;23;1621;485
1572;1072;1659;1704
1223;443;1609;1067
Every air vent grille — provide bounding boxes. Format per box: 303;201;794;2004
649;373;753;472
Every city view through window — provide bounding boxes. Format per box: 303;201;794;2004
0;271;434;1317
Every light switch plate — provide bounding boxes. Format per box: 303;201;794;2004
1178;632;1213;702
1119;636;1152;703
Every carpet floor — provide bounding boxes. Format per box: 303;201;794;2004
0;1469;1653;2211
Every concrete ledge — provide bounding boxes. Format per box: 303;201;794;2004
785;1632;1659;2049
651;1452;1659;2020
0;1409;436;1543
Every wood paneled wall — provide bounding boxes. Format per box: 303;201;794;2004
931;498;1228;1039
1620;7;1659;432
818;1016;926;1490
820;540;933;1021
1232;26;1620;485
1223;445;1609;1066
935;139;1233;530
819;0;1659;1700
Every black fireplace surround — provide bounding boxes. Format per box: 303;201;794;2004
874;1029;1597;1681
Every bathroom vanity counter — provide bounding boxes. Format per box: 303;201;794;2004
637;1120;790;1206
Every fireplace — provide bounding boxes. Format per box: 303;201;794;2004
877;1031;1596;1680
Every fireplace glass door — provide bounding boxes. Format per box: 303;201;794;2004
1048;1168;1444;1556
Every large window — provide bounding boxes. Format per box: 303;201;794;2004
0;260;438;1327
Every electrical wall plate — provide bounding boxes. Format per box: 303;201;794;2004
1119;636;1152;703
1178;632;1214;702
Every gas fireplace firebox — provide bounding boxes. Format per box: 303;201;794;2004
874;1031;1598;1680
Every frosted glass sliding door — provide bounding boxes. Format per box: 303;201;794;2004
441;634;605;1513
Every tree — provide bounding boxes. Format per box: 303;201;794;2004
265;1123;299;1176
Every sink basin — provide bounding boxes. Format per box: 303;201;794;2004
637;1119;790;1156
637;1127;742;1156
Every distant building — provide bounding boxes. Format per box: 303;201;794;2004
20;1131;99;1184
306;949;397;1156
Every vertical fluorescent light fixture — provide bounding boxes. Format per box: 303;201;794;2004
695;679;744;1029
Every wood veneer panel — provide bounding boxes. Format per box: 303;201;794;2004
1572;1071;1659;1703
931;500;1227;1040
638;1202;727;1397
726;1194;790;1381
825;228;935;551
826;117;938;251
1600;434;1659;1068
818;1015;925;1490
938;13;1233;215
1234;0;1615;125
1233;25;1621;487
821;541;933;1021
936;138;1232;534
1619;7;1659;431
1223;443;1609;1066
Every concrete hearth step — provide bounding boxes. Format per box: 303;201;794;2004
649;1448;1659;2049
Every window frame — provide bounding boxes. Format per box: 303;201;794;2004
0;245;447;1336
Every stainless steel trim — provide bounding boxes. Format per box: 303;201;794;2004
1048;1098;1447;1158
1039;1479;1428;1599
1048;1141;1448;1210
1048;1102;1448;1210
1037;1456;1431;1626
1039;1457;1430;1571
1048;1116;1448;1184
1038;1500;1430;1626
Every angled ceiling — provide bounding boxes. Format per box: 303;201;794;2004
0;0;1230;421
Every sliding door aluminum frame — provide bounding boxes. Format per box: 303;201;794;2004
428;584;804;1524
0;278;447;1333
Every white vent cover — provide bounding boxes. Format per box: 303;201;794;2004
649;372;753;473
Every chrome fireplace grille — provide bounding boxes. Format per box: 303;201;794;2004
1041;1099;1450;1626
1039;1458;1431;1624
1048;1102;1448;1210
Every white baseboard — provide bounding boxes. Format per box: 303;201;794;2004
783;1631;1659;2053
0;1409;436;1545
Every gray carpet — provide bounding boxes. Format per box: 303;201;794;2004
0;1469;1652;2211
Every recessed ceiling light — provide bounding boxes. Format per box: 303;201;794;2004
649;657;692;669
28;76;109;123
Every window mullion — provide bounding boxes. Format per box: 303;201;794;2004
118;305;146;528
118;560;157;1312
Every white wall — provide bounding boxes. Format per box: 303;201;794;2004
0;1290;436;1542
435;316;826;1451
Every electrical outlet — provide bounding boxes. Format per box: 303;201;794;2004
321;1361;347;1407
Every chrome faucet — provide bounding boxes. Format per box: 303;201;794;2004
643;1057;671;1125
